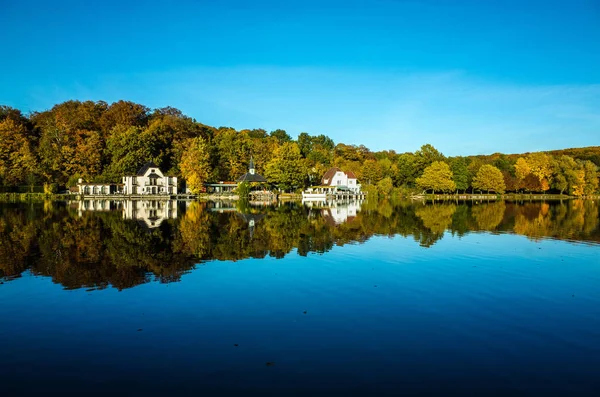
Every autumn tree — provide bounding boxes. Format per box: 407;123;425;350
522;173;542;193
526;153;553;192
514;157;531;192
0;116;37;186
99;100;149;134
416;161;456;193
361;159;384;184
180;137;211;194
582;160;599;195
376;177;394;196
472;164;506;194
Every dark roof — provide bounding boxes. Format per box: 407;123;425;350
147;173;161;179
205;182;238;186
137;161;159;176
236;172;267;183
321;167;341;185
321;167;357;185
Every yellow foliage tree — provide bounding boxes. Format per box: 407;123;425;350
472;164;506;194
180;137;211;194
514;157;531;188
526;153;553;192
416;161;456;193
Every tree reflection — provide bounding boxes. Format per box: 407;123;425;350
0;199;598;290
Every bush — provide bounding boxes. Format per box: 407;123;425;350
376;177;394;196
236;182;250;197
43;183;58;194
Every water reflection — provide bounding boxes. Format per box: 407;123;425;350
71;199;178;228
0;199;598;290
303;198;363;225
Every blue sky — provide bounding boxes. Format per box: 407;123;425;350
0;0;599;155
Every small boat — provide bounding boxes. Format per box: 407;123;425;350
302;187;328;199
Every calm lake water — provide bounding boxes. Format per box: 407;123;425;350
1;199;599;396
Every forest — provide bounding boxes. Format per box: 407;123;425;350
0;100;598;195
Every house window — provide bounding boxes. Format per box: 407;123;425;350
337;180;341;185
151;169;155;173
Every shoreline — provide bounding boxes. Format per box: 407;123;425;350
1;192;599;202
410;193;600;201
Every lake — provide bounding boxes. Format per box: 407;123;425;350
1;198;599;396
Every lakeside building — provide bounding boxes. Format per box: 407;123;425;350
122;162;177;195
200;158;267;194
77;182;123;195
236;157;267;184
205;182;238;194
302;167;362;198
76;162;177;196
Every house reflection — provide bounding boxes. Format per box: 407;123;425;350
72;199;178;228
303;199;363;225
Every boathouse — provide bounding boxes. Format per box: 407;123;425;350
236;157;267;184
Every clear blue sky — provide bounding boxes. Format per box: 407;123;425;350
1;0;599;155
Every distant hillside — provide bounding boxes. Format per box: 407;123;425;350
546;146;600;167
468;146;600;167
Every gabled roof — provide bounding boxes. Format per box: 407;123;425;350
147;173;161;179
321;167;342;185
137;161;159;176
321;167;357;185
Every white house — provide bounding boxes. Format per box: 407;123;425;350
123;162;177;195
321;167;361;193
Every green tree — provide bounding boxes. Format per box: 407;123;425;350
449;157;469;193
297;132;312;157
270;129;292;144
264;142;307;191
552;155;579;195
472;164;506;194
102;125;151;180
394;153;418;187
414;144;445;176
582;160;599;195
376;177;394;196
416;161;456;193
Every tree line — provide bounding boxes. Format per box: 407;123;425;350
1;100;598;195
